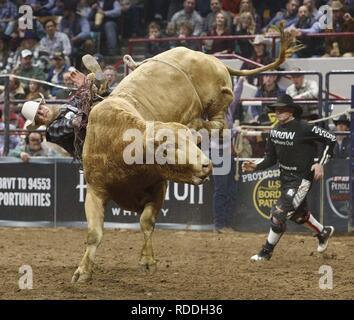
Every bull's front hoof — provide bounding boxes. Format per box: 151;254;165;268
71;268;93;283
139;261;157;274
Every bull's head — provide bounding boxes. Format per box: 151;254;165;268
144;122;212;185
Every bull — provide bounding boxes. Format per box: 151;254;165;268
72;25;300;282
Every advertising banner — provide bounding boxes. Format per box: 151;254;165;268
236;166;320;232
0;158;350;232
323;161;350;233
0;162;55;225
55;161;214;229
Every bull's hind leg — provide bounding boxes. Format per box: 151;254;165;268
139;181;167;273
72;185;105;283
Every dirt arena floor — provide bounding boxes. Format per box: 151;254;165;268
0;227;353;300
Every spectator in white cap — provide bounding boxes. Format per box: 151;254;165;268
13;49;46;92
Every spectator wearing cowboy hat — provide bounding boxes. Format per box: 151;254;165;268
333;114;350;159
241;34;272;86
324;0;354;57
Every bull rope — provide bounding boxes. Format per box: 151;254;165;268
123;54;204;111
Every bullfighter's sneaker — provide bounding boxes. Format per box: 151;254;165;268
250;242;274;261
315;226;334;253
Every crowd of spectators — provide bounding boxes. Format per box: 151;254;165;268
144;0;354;58
143;0;353;160
0;0;353;158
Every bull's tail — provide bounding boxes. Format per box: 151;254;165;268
226;59;282;76
227;21;304;77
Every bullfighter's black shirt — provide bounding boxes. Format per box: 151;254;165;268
256;118;337;182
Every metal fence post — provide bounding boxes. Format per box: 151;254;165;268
3;76;10;156
318;72;323;119
350;85;354;232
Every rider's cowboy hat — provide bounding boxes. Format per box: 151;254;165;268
21;93;46;130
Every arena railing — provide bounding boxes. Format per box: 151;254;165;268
236;69;324;117
127;32;354;59
126;34;354;101
351;85;354;232
325;71;354;117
